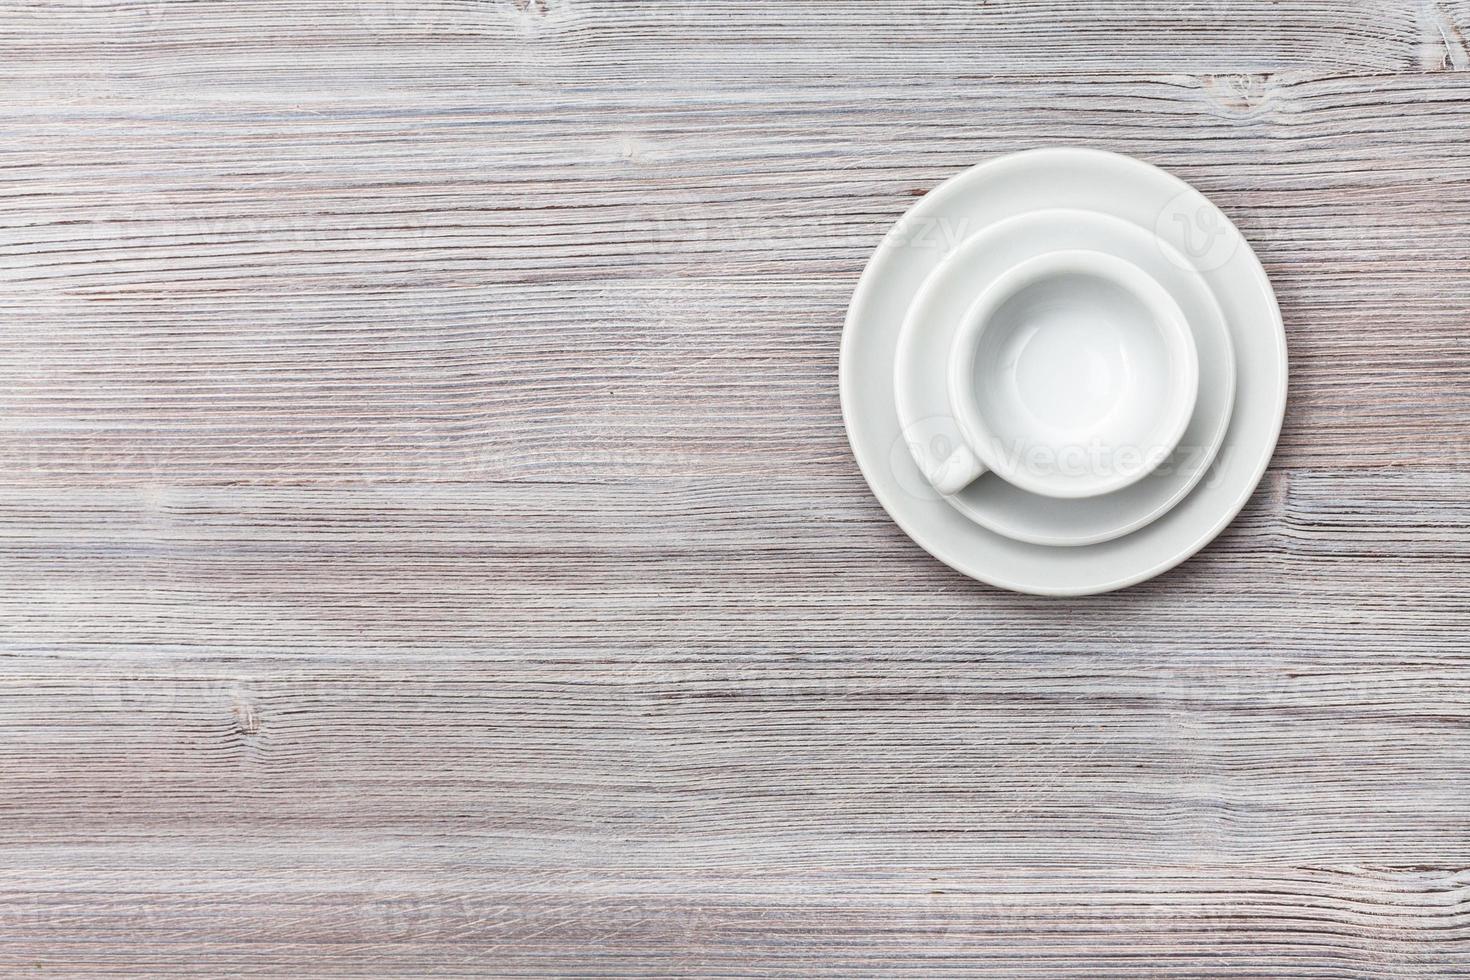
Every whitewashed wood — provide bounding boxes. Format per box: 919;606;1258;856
1;1;1469;976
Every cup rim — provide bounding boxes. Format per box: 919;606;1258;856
947;248;1201;499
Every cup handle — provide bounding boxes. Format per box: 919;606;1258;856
930;445;987;496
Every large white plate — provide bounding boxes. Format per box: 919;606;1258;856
840;148;1287;595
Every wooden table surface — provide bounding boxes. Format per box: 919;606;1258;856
4;1;1469;976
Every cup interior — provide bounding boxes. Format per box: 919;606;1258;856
953;251;1198;498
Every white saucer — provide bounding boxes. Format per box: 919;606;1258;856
840;148;1286;595
894;209;1235;547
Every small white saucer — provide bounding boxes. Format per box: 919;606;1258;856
894;208;1235;547
840;148;1287;595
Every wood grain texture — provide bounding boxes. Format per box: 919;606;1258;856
1;1;1469;976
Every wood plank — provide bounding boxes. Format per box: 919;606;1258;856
0;867;1465;976
0;0;1455;84
0;472;1465;652
1;274;1468;481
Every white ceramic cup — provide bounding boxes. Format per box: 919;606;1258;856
931;249;1199;499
